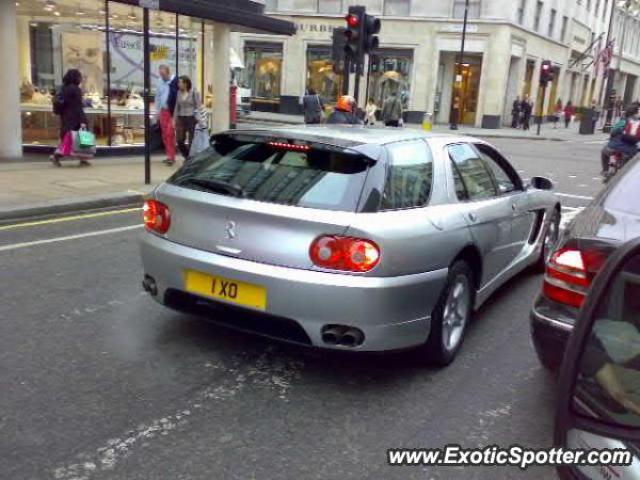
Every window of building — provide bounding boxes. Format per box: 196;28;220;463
306;45;343;105
595;0;600;14
517;0;527;25
318;0;343;14
549;9;557;37
384;0;411;16
587;0;591;11
453;0;481;19
367;49;414;113
381;140;434;210
242;41;283;103
561;16;569;42
533;1;543;31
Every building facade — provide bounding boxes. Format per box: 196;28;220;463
232;0;640;126
0;0;293;159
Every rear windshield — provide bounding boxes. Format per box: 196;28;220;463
168;136;371;212
604;160;640;216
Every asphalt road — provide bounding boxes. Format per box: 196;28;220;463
0;138;604;480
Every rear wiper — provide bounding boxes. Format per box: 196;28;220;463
186;178;246;198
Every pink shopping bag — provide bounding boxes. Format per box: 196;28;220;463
56;131;74;157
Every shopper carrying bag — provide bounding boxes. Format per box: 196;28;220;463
50;69;92;167
173;75;202;161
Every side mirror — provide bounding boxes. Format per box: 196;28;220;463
530;176;554;191
555;239;640;479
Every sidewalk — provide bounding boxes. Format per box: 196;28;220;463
242;111;609;142
0;156;176;222
0;116;608;223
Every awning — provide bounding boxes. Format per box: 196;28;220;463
118;0;295;36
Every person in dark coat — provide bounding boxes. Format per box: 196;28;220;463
511;97;521;128
520;95;533;131
302;88;324;124
51;69;90;167
326;95;363;125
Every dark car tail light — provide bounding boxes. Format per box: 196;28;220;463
310;235;380;272
143;199;171;234
543;245;610;309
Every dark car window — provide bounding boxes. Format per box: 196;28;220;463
168;137;371;212
474;144;521;195
604;160;640;216
448;143;497;201
381;140;434;210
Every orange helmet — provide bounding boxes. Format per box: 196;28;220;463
336;95;356;112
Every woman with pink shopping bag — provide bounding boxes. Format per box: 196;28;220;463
50;69;91;167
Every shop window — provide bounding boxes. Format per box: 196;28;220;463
306;45;343;105
384;0;410;16
367;50;413;113
242;42;283;105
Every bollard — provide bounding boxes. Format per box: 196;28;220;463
422;112;433;132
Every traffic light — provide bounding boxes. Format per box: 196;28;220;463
363;13;381;54
344;6;365;64
540;60;554;86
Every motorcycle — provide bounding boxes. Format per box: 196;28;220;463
603;151;624;183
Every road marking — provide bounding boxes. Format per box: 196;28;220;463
556;192;594;200
0;207;142;232
560;208;584;229
561;206;583;211
0;225;142;252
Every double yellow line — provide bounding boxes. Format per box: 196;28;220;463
0;207;142;232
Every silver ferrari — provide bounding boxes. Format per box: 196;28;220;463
140;126;560;365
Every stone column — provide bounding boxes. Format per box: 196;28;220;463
17;16;32;83
0;0;22;159
477;26;511;128
211;22;230;133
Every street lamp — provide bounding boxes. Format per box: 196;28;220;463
450;0;470;130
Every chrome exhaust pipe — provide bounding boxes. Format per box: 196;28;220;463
321;326;345;345
142;275;158;296
340;328;364;347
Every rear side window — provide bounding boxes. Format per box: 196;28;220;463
604;160;640;215
168;136;371;212
448;143;497;201
381;140;434;210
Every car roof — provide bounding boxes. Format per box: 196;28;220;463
228;125;468;148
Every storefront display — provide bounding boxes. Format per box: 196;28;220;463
306;45;343;104
16;0;206;148
367;49;413;110
242;41;283;110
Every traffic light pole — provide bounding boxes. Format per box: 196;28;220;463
537;82;547;136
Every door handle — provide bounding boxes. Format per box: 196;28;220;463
468;212;478;222
511;203;518;212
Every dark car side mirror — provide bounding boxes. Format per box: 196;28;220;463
554;239;640;479
530;176;554;191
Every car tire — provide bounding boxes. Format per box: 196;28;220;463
420;260;475;367
533;208;560;274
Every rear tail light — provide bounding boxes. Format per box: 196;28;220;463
143;199;171;234
310;235;380;272
543;246;609;308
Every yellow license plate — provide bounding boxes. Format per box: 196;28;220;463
184;270;267;311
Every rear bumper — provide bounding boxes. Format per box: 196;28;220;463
530;295;577;369
140;232;449;352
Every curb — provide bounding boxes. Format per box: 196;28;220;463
0;191;148;225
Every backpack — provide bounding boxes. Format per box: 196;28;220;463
52;87;65;115
167;77;179;113
622;119;640;143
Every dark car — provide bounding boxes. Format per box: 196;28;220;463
530;157;640;370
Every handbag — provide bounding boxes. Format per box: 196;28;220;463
77;127;96;149
189;125;210;158
71;127;97;157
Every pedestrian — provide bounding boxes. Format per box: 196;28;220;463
365;97;378;125
50;68;91;167
520;96;532;131
156;64;178;165
564;101;575;128
591;100;600;131
511;97;521;129
173;75;202;161
302;88;324;125
554;99;563;129
326;95;362;125
382;90;403;127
